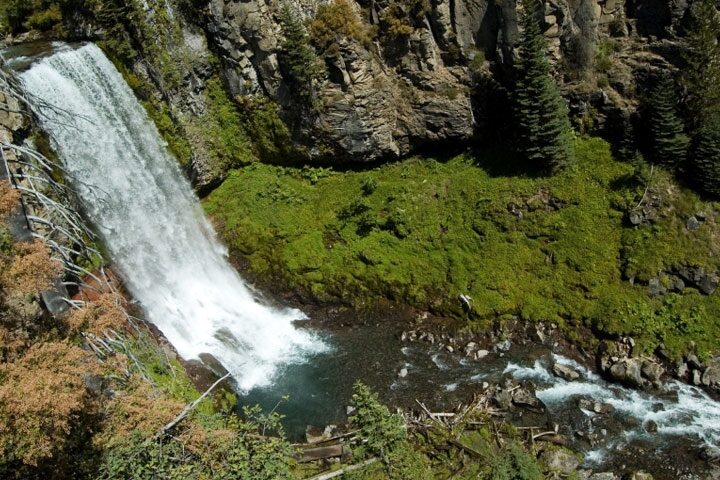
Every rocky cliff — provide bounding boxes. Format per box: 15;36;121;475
10;0;699;189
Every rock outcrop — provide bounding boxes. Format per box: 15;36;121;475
10;0;697;187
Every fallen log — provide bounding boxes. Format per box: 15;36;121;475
304;457;379;480
296;444;350;463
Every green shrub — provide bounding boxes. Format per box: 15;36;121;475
309;0;372;55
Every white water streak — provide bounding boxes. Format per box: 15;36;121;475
21;44;326;391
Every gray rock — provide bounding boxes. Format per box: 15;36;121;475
699;273;719;295
553;362;581;381
608;358;644;387
647;277;665;297
687;216;701;231
628;472;654;480
540;448;581;475
578;398;615;414
701;357;720;389
589;474;617;480
692;369;703;385
475;349;490;360
398;367;408;378
629;211;644;225
512;386;544;412
640;359;664;382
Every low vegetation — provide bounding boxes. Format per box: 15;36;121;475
205;137;720;359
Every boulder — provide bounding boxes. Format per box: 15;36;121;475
511;385;545;412
640;359;664;382
553;362;581;381
540;448;581;475
701;357;720;389
686;216;701;231
608;358;643;387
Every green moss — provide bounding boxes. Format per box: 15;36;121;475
204;137;720;358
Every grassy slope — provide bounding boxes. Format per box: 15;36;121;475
204;138;720;359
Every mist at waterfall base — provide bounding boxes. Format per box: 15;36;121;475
20;43;326;391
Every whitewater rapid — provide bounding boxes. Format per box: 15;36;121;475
21;43;326;390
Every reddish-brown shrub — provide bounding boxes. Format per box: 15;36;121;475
4;240;62;296
66;293;127;335
0;342;100;466
0;181;20;219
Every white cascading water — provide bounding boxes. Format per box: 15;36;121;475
21;43;326;391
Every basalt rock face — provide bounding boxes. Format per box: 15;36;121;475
55;0;696;185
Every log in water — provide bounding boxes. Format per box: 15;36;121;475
20;43;326;391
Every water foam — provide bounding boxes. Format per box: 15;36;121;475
21;44;326;391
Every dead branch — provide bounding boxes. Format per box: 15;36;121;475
155;373;232;439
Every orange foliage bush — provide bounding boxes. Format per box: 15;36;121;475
95;376;184;449
4;240;62;297
0;181;20;219
66;293;128;335
0;342;101;466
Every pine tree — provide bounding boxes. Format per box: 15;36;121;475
683;0;720;127
682;0;720;197
278;2;321;107
514;0;575;173
691;113;720;197
646;72;689;169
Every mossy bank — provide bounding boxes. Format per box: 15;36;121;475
205;137;720;360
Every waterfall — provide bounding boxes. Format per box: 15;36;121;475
20;43;326;391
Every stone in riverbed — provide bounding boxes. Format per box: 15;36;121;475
577;398;614;414
398;367;408;378
553;362;581;381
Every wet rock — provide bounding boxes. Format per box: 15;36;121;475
398;368;408;378
643;419;658;433
577;398;615;414
463;342;477;355
346;405;356;415
540;448;581;475
553;362;581;381
445;345;454;353
686;216;701;231
495;339;511;352
640;359;664;382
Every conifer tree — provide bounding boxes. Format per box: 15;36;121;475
646;72;689;169
683;0;720;127
278;2;321;107
514;0;575;173
691;113;720;197
682;0;720;197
